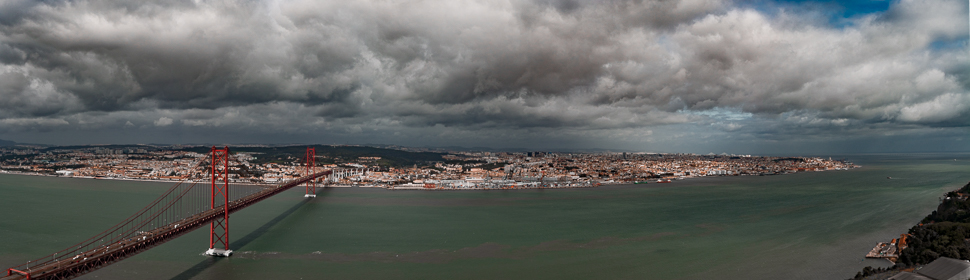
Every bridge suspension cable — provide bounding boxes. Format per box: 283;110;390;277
4;146;333;280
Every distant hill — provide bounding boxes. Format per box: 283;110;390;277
177;145;446;167
0;139;16;146
44;144;156;150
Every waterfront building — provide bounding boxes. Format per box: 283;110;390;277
890;257;970;280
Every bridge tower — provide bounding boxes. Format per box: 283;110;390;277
305;147;316;197
204;146;233;257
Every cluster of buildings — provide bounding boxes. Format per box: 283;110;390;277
378;152;855;189
2;148;207;181
0;148;40;155
867;234;909;261
0;147;855;189
0;147;362;185
0;146;856;190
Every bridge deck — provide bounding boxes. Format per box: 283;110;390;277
3;170;331;280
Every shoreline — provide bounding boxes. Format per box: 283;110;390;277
850;180;970;280
0;170;276;188
0;167;857;191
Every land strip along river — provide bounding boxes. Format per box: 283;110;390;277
1;153;968;279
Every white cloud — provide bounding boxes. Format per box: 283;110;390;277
0;0;966;147
897;93;970;123
182;119;206;126
153;117;173;126
0;117;70;132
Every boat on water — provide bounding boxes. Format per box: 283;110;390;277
634;181;649;184
657;179;672;183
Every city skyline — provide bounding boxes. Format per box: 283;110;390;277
0;0;967;154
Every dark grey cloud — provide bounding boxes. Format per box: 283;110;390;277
0;0;966;151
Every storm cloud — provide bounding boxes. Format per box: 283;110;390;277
0;0;966;152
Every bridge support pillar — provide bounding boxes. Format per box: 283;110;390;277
204;248;233;257
305;147;316;198
204;146;233;257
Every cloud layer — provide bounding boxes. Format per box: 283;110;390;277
0;0;967;151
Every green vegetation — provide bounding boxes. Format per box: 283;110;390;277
0;154;33;162
476;162;505;171
53;164;86;170
897;182;970;266
851;266;892;279
443;159;484;165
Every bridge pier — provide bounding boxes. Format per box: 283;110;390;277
203;248;233;257
205;146;232;257
305;147;316;198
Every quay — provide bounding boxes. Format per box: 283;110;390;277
866;234;908;262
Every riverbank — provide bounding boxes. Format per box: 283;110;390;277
850;181;970;280
0;169;277;188
1;167;857;192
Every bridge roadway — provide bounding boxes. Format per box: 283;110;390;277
3;170;332;280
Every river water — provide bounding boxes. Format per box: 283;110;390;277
1;154;969;279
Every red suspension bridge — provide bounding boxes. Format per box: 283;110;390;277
3;146;355;280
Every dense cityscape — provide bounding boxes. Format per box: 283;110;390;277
0;145;856;190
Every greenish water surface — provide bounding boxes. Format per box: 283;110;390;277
1;154;968;279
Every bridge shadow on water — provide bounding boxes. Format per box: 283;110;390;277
169;197;314;280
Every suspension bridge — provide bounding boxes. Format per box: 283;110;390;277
3;146;365;280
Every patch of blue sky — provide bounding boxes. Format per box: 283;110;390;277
735;0;893;28
928;38;969;52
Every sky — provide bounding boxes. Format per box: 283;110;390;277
0;0;967;154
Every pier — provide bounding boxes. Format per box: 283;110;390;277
865;234;908;262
